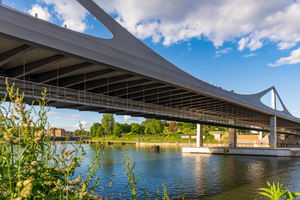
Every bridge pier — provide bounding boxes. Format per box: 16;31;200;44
270;116;277;149
228;119;237;148
196;124;203;147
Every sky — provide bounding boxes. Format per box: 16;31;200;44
3;0;300;131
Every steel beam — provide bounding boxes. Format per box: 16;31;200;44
96;79;152;93
0;45;35;67
85;74;135;90
8;55;66;78
108;83;165;97
35;62;93;83
59;68;116;87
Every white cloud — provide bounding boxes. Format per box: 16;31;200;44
75;121;92;130
28;0;300;66
36;0;89;32
124;115;138;123
278;42;297;50
28;4;51;21
65;114;85;118
94;0;300;51
48;111;62;115
268;47;300;67
243;53;257;58
238;37;249;51
52;113;85;121
215;47;232;57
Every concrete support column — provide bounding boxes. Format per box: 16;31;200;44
259;131;263;140
269;116;277;149
228;119;236;148
196;124;203;147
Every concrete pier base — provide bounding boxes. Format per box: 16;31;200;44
182;146;300;157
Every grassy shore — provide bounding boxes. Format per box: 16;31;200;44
92;132;228;144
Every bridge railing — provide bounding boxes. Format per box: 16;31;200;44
0;76;269;130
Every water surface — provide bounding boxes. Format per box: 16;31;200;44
64;143;300;199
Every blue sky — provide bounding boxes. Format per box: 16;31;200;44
3;0;300;131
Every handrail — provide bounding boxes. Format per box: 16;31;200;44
0;76;272;132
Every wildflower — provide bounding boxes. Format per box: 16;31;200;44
75;177;81;182
22;104;25;109
23;177;35;186
20;183;33;198
3;135;12;142
62;158;68;162
13;107;18;113
34;138;41;143
10;114;19;121
54;167;61;171
119;191;123;196
64;150;71;156
68;180;75;184
68;154;73;159
23;166;28;169
31;161;37;165
23;110;27;114
17;181;23;187
13;197;22;200
23;124;29;128
109;180;114;187
37;130;44;137
27;119;33;124
15;97;21;103
57;179;62;185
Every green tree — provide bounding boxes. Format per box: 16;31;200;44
141;118;151;127
151;119;163;134
74;129;81;136
131;123;142;134
90;122;101;137
183;128;193;140
122;123;131;133
96;126;105;137
169;121;176;132
144;123;152;134
101;113;115;136
113;122;123;136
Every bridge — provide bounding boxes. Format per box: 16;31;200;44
0;0;300;150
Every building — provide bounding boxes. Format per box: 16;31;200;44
66;131;74;137
55;129;66;137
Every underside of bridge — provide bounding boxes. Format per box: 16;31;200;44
0;1;300;137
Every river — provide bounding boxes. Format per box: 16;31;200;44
63;142;300;199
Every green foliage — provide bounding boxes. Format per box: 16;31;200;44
101;113;115;136
96;126;105;138
113;122;123;137
0;79;105;199
257;182;300;200
131;123;142;134
143;119;163;135
90;122;101;137
122;123;131;134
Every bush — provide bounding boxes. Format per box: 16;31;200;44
0;80;104;199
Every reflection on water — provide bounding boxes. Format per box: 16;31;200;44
66;143;300;199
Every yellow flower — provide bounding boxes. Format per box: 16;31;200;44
31;161;37;165
75;177;81;182
34;138;41;143
23;177;35;186
54;167;61;171
13;107;18;113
